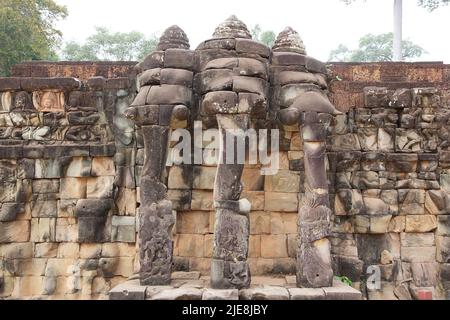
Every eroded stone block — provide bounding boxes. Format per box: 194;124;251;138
0;221;30;243
202;288;239;300
437;216;450;236
91;157;115;176
405;215;437;233
386;154;418;172
87;176;114;199
412;87;440;108
76;199;113;243
150;287;203;300
239;286;289;300
264;170;300;193
334;189;364;216
55;218;78;242
146;85;192;106
322;282;362;300
401;233;435;247
436;236;450;263
364;87;388;108
265;192;298;212
111;216;136;243
357;128;378;151
31;200;57;218
402;246;436;263
331;134;361;151
396;129;422;153
30;218;56;242
60;177;87;199
65;157;92;177
109;281;146;300
399;189;425;215
0;203;25;222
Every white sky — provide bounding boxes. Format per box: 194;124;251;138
55;0;450;62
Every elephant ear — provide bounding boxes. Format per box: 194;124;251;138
291;91;342;115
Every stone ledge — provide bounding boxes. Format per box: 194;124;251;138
0;143;116;159
109;275;362;301
109;280;147;300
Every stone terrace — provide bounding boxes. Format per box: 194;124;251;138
0;57;449;299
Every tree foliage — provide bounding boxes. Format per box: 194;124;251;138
341;0;449;11
0;0;67;76
417;0;449;11
251;24;276;48
62;27;159;61
328;33;426;62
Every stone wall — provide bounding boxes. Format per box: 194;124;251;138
1;61;449;299
169;62;450;300
0;67;139;299
329;62;450;299
11;61;136;80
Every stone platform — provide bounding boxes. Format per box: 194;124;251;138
109;273;362;300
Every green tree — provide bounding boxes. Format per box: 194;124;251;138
0;0;67;76
62;27;159;61
251;24;262;40
341;0;449;10
251;24;276;47
329;33;426;62
260;31;276;48
341;0;448;60
417;0;449;10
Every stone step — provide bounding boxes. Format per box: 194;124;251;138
109;277;362;300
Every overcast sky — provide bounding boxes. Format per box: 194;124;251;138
55;0;450;62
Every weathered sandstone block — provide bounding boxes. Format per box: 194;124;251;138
0;221;30;243
76;199;113;243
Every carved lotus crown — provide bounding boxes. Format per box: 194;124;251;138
157;25;190;51
212;15;252;39
273;27;307;55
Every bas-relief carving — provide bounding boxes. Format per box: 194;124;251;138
293;112;335;288
67;91;97;112
0;92;12;112
126;25;192;286
195;16;272;290
210;114;253;289
2;19;450;301
22;126;51;141
139;199;175;285
128;17;336;289
273;27;339;288
33;90;65;113
13;91;34;111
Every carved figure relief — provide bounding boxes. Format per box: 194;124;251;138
273;27;339;288
129;17;337;290
12;91;34;111
33;90;65;112
126;25;192;286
